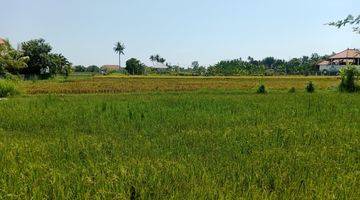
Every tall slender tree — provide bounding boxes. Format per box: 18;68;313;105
113;42;125;70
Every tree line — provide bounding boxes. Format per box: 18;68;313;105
72;53;332;76
0;38;347;78
0;38;71;79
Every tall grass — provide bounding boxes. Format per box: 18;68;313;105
0;80;19;97
0;91;359;199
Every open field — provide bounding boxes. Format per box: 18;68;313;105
19;75;340;94
0;76;359;199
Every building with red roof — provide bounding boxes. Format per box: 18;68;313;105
318;49;360;74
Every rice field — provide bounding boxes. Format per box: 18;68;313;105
19;75;340;94
0;76;359;199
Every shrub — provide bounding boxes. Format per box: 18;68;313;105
257;84;266;94
306;81;315;93
0;80;19;97
288;87;296;93
4;73;21;82
339;66;359;93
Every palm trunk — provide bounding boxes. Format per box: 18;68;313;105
119;54;121;70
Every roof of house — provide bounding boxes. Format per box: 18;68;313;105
318;60;330;66
151;62;168;69
101;65;121;71
329;49;360;59
0;38;5;45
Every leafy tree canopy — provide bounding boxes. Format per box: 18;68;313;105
126;58;145;75
0;39;29;75
20;39;52;75
150;54;166;63
74;65;86;72
86;65;100;73
20;39;71;78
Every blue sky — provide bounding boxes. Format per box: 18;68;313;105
1;0;359;67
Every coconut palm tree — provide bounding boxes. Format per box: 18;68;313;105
113;42;125;70
150;55;156;66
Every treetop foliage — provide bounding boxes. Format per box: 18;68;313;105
19;38;71;78
0;39;29;75
113;42;125;55
150;54;166;64
328;14;360;34
126;58;145;75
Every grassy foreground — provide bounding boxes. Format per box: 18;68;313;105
0;89;359;199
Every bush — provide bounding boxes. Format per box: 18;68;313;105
0;80;19;97
257;84;266;94
288;87;296;93
306;81;315;93
339;66;359;93
4;73;22;82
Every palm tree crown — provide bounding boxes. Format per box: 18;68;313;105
114;42;125;55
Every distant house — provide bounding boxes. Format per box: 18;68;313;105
0;38;5;45
318;49;360;74
100;65;122;74
150;62;168;72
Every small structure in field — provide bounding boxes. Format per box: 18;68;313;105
318;49;360;75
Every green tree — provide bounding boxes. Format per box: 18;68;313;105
158;57;166;64
191;61;199;69
126;58;145;75
74;65;86;72
20;39;52;76
262;57;276;69
86;65;100;73
114;42;125;70
150;54;166;64
48;53;71;75
150;55;156;66
328;15;360;34
339;66;359;92
0;39;29;75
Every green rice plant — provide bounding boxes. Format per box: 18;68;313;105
288;87;296;93
0;80;19;97
0;92;359;199
306;81;315;93
0;77;359;199
256;84;266;94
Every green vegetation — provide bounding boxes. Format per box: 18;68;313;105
0;37;349;77
339;66;359;92
21;39;71;78
0;39;29;76
0;88;359;199
149;54;166;64
288;87;296;93
306;81;315;93
256;84;266;94
0;80;19;97
126;58;146;75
